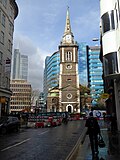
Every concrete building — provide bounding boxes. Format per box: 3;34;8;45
10;79;31;113
0;0;18;117
100;0;120;130
12;49;28;81
86;46;104;106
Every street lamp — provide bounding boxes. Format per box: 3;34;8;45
92;38;99;41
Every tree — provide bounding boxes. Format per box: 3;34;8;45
80;85;91;111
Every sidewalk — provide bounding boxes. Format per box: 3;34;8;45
72;121;120;160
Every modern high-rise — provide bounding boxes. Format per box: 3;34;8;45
0;0;18;117
12;49;28;81
86;46;104;106
12;49;20;79
100;0;120;130
78;42;88;86
20;55;28;80
43;51;60;102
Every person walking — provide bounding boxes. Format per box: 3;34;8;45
62;112;68;124
85;111;100;159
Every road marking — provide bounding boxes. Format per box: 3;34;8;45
1;138;31;152
101;128;108;131
38;130;49;135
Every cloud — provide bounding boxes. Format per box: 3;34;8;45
74;10;100;41
13;34;50;91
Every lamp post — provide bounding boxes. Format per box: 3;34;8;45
84;93;88;110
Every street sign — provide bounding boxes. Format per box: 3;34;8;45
101;93;109;99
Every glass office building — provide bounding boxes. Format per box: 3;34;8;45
20;55;28;81
78;42;88;86
86;46;104;106
12;49;28;81
43;51;60;101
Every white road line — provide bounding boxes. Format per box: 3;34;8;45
100;128;108;131
38;130;49;135
1;138;31;152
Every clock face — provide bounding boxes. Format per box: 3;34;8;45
66;64;72;69
66;35;71;41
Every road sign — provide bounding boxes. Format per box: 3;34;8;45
101;93;109;99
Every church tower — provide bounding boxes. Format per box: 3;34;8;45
59;7;80;113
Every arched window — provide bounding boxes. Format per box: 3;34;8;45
66;51;72;61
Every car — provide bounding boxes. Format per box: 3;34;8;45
0;116;20;134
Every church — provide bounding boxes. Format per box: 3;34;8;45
47;8;80;113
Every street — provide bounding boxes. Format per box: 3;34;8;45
0;120;85;160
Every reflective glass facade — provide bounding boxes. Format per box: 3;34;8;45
12;49;28;81
87;46;104;106
43;51;60;101
78;42;88;86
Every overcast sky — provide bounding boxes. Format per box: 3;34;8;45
13;0;100;91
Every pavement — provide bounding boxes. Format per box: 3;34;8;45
70;120;120;160
21;120;120;160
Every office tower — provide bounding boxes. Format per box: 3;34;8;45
86;46;104;106
43;51;60;103
78;42;88;86
12;49;20;79
100;0;120;130
12;49;28;81
0;0;18;117
10;79;31;113
20;55;28;81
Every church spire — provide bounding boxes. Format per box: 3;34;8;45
62;7;74;44
64;6;72;35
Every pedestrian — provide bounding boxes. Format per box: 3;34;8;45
62;112;68;124
85;111;100;159
110;113;117;133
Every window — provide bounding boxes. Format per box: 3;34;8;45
1;31;4;44
8;39;12;52
66;51;72;61
52;98;57;103
0;51;3;64
101;10;115;34
5;77;9;88
66;93;72;99
9;7;14;18
2;14;5;27
0;73;1;86
0;10;1;23
118;0;120;20
9;22;13;35
2;0;7;7
103;52;118;76
67;78;72;82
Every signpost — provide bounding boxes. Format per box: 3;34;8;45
101;93;109;99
